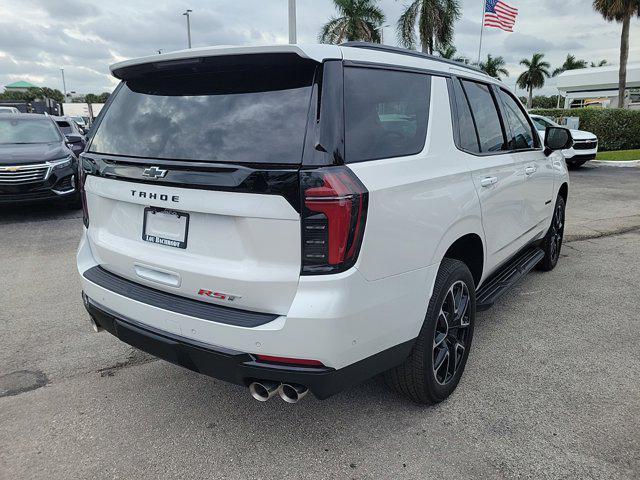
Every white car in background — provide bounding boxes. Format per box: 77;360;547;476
531;114;598;168
0;106;21;114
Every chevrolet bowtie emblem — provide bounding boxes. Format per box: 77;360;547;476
142;166;168;179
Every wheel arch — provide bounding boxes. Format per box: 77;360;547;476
558;182;568;204
441;233;484;287
431;215;485;287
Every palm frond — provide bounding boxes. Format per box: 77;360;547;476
593;0;640;22
319;17;347;44
397;0;421;50
359;3;385;24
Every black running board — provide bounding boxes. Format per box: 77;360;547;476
476;246;544;311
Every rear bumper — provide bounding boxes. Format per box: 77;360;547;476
78;228;437;397
83;294;413;399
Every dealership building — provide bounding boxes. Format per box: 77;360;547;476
556;63;640;109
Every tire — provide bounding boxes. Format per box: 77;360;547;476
536;195;565;272
385;258;476;405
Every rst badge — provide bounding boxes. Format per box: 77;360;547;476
198;289;241;302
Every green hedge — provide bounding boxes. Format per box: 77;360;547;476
529;108;640;151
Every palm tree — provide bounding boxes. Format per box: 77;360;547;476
479;54;509;80
590;59;609;67
593;0;640;108
517;53;551;109
397;0;461;54
436;44;469;64
552;54;588;76
319;0;385;44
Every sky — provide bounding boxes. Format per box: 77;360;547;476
1;0;639;96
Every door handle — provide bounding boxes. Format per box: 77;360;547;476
525;166;537;176
480;176;498;188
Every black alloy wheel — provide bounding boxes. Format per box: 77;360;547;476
433;280;471;385
537;195;566;272
549;201;564;264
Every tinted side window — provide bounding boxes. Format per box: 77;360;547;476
532;118;546;131
536;117;553;128
460;80;505;153
452;79;480;153
497;89;537;150
56;121;73;134
344;67;430;163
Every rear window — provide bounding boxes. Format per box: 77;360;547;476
344;67;430;163
89;65;316;164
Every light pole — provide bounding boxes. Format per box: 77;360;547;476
183;9;193;48
378;24;389;44
60;68;67;99
288;0;296;44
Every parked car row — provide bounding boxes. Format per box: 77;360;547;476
52;115;87;157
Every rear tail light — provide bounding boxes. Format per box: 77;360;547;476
300;166;368;274
78;157;89;227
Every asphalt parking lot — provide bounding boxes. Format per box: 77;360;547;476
1;163;639;479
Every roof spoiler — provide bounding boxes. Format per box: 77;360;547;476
110;45;341;80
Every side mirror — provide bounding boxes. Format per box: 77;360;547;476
544;127;573;156
65;134;83;144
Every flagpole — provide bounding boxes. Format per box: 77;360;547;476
477;0;486;65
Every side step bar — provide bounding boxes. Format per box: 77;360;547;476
476;246;544;312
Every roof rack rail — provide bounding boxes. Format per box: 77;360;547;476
340;41;486;75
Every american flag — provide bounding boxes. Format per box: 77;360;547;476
484;0;519;32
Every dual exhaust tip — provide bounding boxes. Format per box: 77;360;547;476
249;380;308;404
88;315;103;333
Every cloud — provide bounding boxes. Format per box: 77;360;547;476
504;33;554;56
27;0;100;20
0;0;638;95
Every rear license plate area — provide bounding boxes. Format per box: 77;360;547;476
142;207;189;249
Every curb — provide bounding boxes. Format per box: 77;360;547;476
591;160;640;167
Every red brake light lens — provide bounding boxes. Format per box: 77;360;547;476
300;166;368;274
255;354;325;367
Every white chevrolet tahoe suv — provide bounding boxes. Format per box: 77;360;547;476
78;43;571;404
